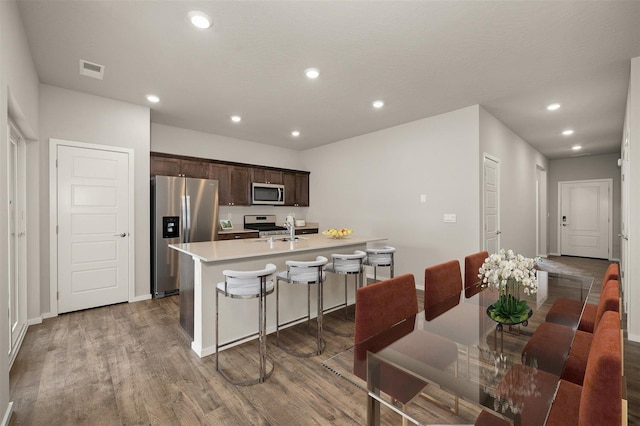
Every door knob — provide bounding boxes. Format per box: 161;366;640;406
496;230;501;235
113;232;127;237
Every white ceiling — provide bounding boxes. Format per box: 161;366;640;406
16;0;640;159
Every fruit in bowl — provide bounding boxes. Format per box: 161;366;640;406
322;228;353;239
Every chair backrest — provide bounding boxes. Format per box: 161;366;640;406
365;246;395;266
221;264;277;296
593;280;620;330
331;250;366;273
578;310;621;425
354;274;418;344
284;256;328;282
424;260;463;312
464;251;488;289
601;263;620;290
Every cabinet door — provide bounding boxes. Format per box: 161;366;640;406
151;156;181;176
181;159;209;178
283;172;297;206
295;173;310;206
265;170;283;184
251;168;283;184
230;166;250;206
209;163;231;205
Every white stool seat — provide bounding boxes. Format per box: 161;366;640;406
216;278;275;297
216;263;276;385
276;256;328;357
365;246;395;264
325;250;367;274
325;250;366;322
277;257;327;284
364;246;396;281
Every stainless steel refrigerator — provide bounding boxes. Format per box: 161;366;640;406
151;175;219;298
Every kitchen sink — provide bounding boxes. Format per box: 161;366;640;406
273;236;308;242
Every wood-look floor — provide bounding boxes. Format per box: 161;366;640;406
9;256;637;425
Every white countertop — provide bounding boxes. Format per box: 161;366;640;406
170;233;386;263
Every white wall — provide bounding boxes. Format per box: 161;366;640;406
152;123;303;170
625;56;640;341
151;123;309;226
39;85;151;313
479;107;549;258
0;0;40;419
302;106;481;286
547;154;622;259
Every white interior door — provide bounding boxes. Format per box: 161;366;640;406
560;180;611;259
483;155;500;253
8;124;27;359
57;144;130;313
536;167;548;257
621;134;630;309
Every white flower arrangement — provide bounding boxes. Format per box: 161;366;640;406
479;249;539;296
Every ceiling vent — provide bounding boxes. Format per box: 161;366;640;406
79;59;105;80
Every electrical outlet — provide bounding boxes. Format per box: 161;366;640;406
443;213;457;223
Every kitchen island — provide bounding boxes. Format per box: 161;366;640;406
170;233;386;358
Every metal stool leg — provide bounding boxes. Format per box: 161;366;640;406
258;278;267;382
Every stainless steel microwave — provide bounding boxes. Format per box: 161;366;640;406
251;182;285;205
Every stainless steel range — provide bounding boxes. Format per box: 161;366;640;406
244;214;289;237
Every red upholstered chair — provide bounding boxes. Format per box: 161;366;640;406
424;260;463;312
545;263;619;332
522;282;620;383
477;311;622;426
464;251;488;298
354;274;425;405
354;274;458;422
545;310;622;426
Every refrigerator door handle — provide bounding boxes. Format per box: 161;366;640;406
185;195;192;243
181;195;188;243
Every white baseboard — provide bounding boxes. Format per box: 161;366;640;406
130;294;152;303
627;332;640;343
8;323;29;369
611;257;621;262
548;252;561;257
41;311;57;320
2;402;13;426
27;317;43;326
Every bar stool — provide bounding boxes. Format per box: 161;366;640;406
215;263;277;385
364;246;395;281
325;250;367;319
275;256;328;357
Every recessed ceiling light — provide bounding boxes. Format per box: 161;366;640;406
372;100;385;109
230;115;241;123
305;68;320;79
547;103;561;111
146;94;160;103
562;129;575;136
188;11;212;29
572;145;582;151
291;130;300;137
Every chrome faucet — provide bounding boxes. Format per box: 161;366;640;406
284;221;295;241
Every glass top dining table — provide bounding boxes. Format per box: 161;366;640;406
322;271;594;426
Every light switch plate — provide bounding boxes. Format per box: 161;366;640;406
443;213;457;223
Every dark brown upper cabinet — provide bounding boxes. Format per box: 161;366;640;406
210;163;250;206
283;172;310;207
251;168;283;184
